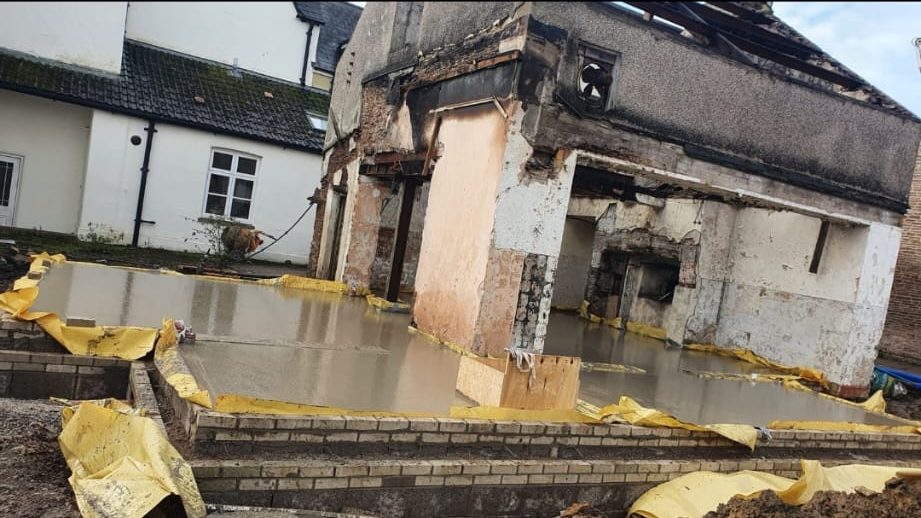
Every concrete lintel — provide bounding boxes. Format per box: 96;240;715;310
577;152;880;227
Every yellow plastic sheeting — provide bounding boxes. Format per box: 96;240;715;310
257;274;352;294
779;460;921;505
59;400;206;518
629;469;795;518
578;301;668;340
582;361;647;374
214;393;435;417
598;396;757;450
154;319;212;408
452;405;598;423
686;343;827;386
366;294;410;312
768;420;921;434
630;460;921;517
0;254;158;359
214;393;600;423
859;389;886;413
408;324;480;359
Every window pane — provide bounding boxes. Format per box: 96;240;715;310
212;152;233;170
237;157;257;175
205;194;226;215
230;199;251;219
0;161;12;206
233;179;254;199
208;174;229;195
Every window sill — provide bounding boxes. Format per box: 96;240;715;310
197;216;255;230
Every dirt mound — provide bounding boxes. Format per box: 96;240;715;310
706;477;921;518
0;399;78;518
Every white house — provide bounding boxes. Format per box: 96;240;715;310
0;1;360;263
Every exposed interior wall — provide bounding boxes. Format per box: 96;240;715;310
126;1;313;84
0;90;91;233
413;106;508;347
575;188;895;387
0;2;127;74
551;217;594;309
370;182;430;295
78;115;322;263
339;176;391;289
585;198;703;342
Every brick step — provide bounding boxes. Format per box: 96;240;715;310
189;456;918;518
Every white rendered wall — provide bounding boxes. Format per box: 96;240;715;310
0;90;91;233
78;112;322;263
126;2;317;84
0;2;127;74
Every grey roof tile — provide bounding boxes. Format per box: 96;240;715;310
0;40;329;152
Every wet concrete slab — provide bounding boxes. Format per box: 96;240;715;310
544;311;904;427
33;262;461;414
30;263;907;425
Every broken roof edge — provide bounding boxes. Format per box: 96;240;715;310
576;151;888;227
590;2;921;124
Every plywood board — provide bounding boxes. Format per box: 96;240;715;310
500;353;581;410
456;355;507;407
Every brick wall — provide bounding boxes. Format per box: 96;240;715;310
189;456;919;516
883;145;921;357
0;350;130;399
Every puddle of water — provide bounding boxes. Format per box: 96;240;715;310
545;311;903;427
31;263;905;425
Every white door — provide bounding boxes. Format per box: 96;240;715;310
0;155;20;226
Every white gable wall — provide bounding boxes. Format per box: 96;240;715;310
0;90;91;233
0;2;127;74
79;111;322;264
125;2;315;84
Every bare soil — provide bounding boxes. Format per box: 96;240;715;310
0;398;78;518
885;391;921;422
706;477;921;518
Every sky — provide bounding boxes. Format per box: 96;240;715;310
772;2;921;116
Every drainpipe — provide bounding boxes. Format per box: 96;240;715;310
132;120;157;246
300;24;315;86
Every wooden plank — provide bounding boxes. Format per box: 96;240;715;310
499;353;581;410
456;355;506;407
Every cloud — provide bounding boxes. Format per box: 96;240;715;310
773;2;921;116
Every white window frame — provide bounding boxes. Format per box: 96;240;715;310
201;148;261;223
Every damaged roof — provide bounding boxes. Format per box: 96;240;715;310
613;1;919;121
0;40;330;152
294;1;362;74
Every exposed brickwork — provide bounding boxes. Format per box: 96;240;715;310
882;146;921;361
185;408;921;458
190;456;918;516
0;349;130;400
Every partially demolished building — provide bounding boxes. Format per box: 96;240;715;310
309;1;921;396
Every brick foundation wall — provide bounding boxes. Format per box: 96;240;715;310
187;410;921;457
0;349;131;399
189;456;918;517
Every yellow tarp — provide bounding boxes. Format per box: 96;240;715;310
686;343;827;386
0;254;158;359
154;319;212;408
577;301;668;340
598;396;757;450
629;459;921;518
213;394;600;423
257;274;352;294
59;400;206;518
